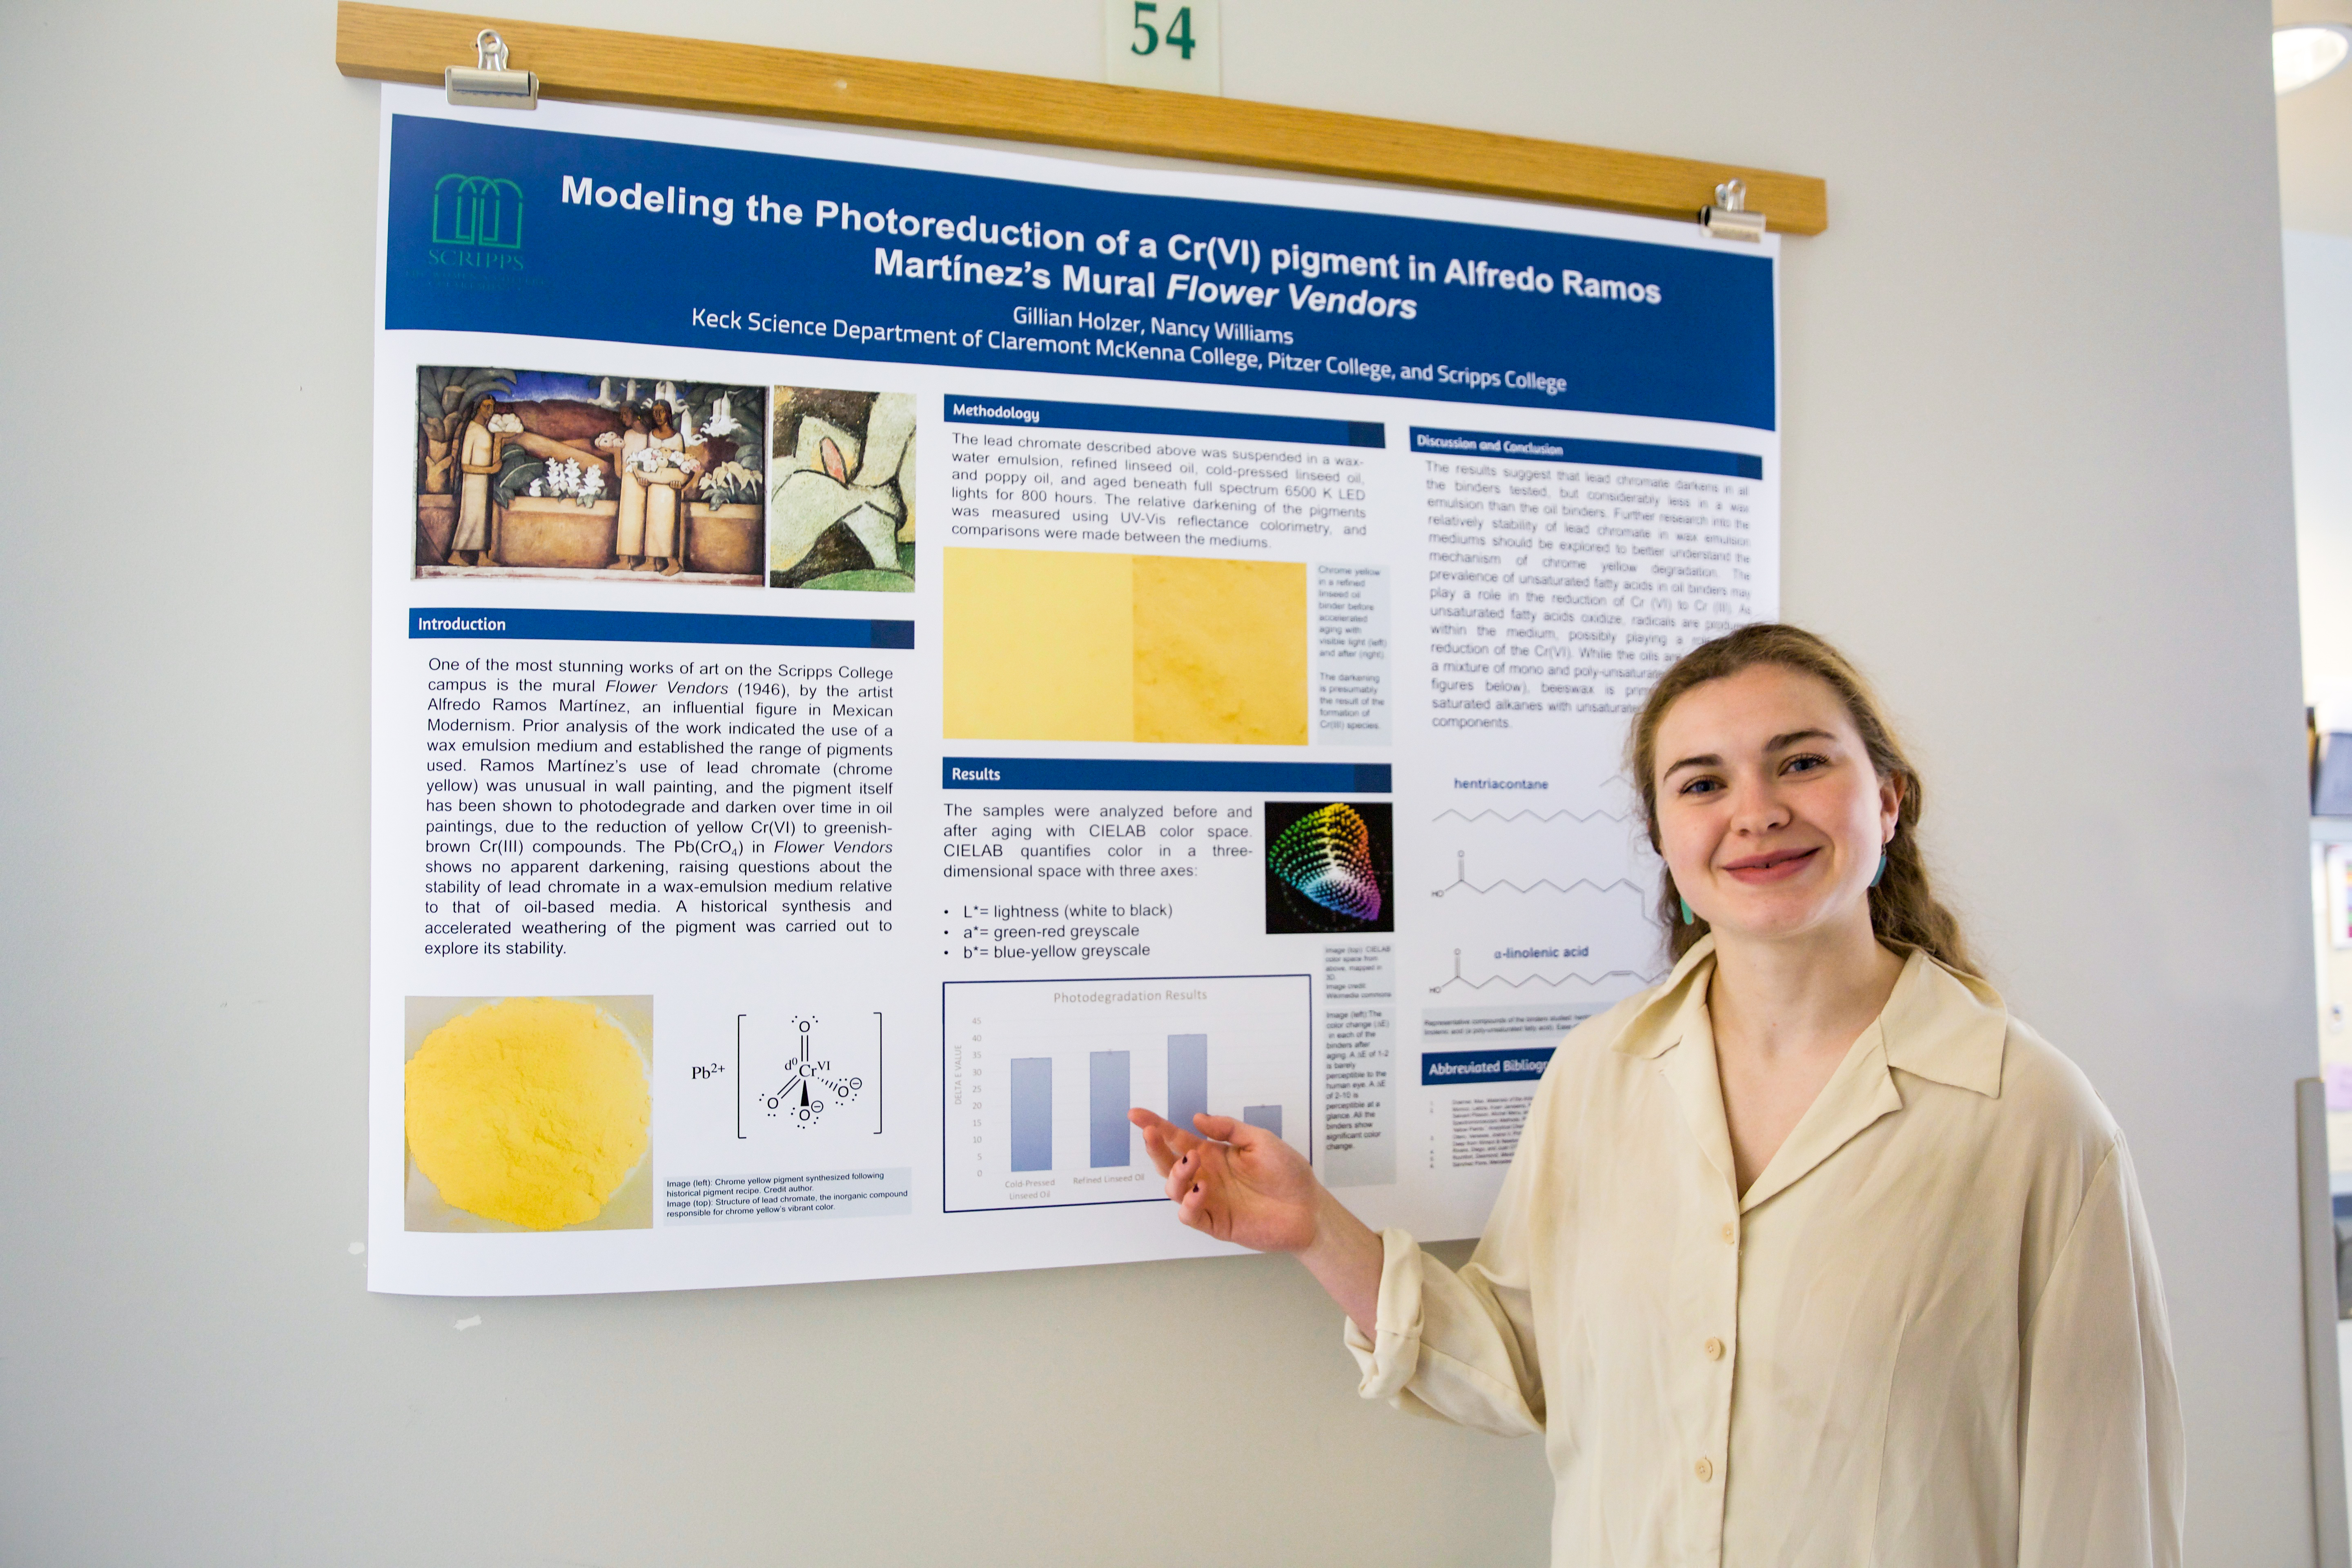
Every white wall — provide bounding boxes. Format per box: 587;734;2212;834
2288;230;2352;724
0;2;2322;1563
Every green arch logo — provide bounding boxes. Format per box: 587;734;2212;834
432;174;523;249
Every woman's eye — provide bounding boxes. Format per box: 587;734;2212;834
1678;777;1722;796
1784;754;1829;775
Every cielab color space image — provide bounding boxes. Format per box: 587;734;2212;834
1265;802;1394;934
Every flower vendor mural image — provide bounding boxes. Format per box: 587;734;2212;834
769;388;917;592
414;368;766;584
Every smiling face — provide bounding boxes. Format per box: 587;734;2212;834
1651;663;1902;947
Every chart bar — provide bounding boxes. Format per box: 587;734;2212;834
1242;1105;1284;1139
1168;1034;1208;1132
1010;1058;1053;1172
1089;1051;1131;1168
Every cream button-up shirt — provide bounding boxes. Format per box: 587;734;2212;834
1346;938;2183;1566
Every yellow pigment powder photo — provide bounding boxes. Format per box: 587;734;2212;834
403;996;653;1232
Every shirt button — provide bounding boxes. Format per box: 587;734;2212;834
1719;1223;1735;1245
1704;1337;1724;1361
1695;1457;1714;1482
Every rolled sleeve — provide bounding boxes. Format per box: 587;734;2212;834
1343;1228;1428;1401
1342;1227;1546;1437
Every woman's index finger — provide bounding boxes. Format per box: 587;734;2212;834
1129;1107;1196;1170
1129;1107;1191;1141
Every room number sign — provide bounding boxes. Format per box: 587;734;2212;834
1104;0;1221;94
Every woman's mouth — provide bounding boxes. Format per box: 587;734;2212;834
1720;846;1820;884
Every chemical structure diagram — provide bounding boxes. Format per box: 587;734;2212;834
735;1011;881;1137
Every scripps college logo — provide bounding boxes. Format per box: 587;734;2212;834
427;174;525;275
434;174;522;247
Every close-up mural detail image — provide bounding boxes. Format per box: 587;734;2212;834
768;387;917;592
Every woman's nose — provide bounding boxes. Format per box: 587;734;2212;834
1724;773;1791;832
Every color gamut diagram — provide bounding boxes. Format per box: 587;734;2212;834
1265;800;1394;934
1270;804;1384;921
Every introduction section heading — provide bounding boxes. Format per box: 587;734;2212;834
408;607;916;650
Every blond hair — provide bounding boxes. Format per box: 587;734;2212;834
1627;623;1977;974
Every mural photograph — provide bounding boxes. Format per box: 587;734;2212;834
769;387;917;591
414;368;766;584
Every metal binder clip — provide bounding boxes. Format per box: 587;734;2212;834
1700;180;1767;243
445;28;539;110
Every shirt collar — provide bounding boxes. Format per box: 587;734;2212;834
1611;935;2008;1100
1608;935;1719;1062
1613;937;2008;1210
1877;949;2009;1097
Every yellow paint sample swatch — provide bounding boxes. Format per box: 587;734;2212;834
405;998;650;1230
943;547;1305;745
1134;555;1307;745
943;547;1135;741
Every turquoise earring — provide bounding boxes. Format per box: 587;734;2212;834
1679;895;1695;925
1869;849;1888;889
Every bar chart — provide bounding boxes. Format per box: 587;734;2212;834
944;973;1312;1213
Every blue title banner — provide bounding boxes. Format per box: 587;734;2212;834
388;115;1776;429
410;607;914;649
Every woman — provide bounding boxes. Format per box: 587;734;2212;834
1131;624;2182;1566
606;403;650;572
449;395;503;567
637;399;690;577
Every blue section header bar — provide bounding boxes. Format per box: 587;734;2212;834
385;115;1775;429
410;607;914;649
946;395;1383;448
1410;427;1763;480
1421;1047;1557;1086
942;758;1391;793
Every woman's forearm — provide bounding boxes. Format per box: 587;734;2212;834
1297;1189;1385;1337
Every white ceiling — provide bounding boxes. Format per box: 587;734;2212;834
2279;0;2352;230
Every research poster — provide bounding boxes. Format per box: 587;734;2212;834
367;85;1780;1296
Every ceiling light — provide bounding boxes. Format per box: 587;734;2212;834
2277;24;2352;95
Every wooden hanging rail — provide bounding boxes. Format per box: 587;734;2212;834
334;2;1828;235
